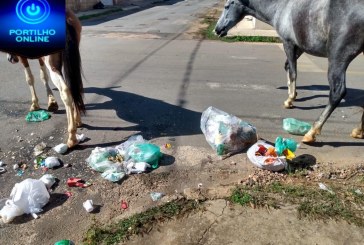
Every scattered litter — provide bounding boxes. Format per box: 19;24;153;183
318;183;335;195
121;200;128;210
0;167;6;174
86;135;162;182
127;143;161;169
0;178;49;223
53;143;68;154
16;170;24;176
275;136;298;158
39;174;56;189
0;161;4;167
150;192;164;201
116;135;162;169
247;140;287;172
126;161;151;174
54;240;75;245
64;163;72;168
86;147;126;182
198;183;203;189
283;118;312;135
13;164;19;170
25;110;50;122
64;191;73;197
355;189;362;195
76;134;87;143
101;170;126;182
44;157;61;168
33;142;47;156
164;143;172;149
200;106;258;156
67;178;91;188
83;200;94;213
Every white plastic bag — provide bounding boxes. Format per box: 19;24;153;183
201;107;258;155
247;140;287;172
0;179;50;223
0;200;23;223
126;161;151;174
115;135;145;157
39;174;56;189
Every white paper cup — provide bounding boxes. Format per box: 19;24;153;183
83;200;94;213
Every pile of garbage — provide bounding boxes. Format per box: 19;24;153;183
200;107;302;172
86;135;162;182
247;137;298;172
201;106;258;156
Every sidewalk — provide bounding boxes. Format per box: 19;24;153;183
227;16;279;37
75;0;169;19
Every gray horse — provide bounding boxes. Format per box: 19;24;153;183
215;0;364;143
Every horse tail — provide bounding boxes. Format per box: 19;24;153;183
62;22;85;114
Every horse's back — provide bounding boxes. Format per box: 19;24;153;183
274;0;364;57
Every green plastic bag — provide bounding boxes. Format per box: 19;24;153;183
25;110;50;122
275;136;298;155
283;118;311;135
127;143;162;169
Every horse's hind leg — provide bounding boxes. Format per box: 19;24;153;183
45;54;78;148
351;106;364;139
282;42;303;108
38;58;59;112
302;55;350;143
20;57;40;111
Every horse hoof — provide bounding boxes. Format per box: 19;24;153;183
284;100;294;109
67;139;78;148
302;132;316;143
30;104;40;111
48;102;59;112
351;128;363;139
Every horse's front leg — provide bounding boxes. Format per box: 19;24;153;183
282;43;302;108
38;58;58;112
19;57;40;111
45;55;78;148
302;60;347;143
351;106;364;139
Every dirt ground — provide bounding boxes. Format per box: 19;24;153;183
1;3;364;245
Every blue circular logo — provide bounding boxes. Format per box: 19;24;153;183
16;0;51;25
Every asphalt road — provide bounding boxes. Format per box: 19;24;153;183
1;0;364;170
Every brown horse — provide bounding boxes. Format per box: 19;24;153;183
7;9;85;148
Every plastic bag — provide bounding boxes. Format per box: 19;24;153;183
126;161;151;174
0;200;23;223
115;135;145;157
283;118;311;135
0;179;50;223
201;107;258;155
86;147;126;182
127;143;161;169
25;110;50;122
247;141;287;172
275;136;298;156
39;174;56;189
86;147;119;172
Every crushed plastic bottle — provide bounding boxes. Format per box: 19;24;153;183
283;118;312;135
25;110;50;122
